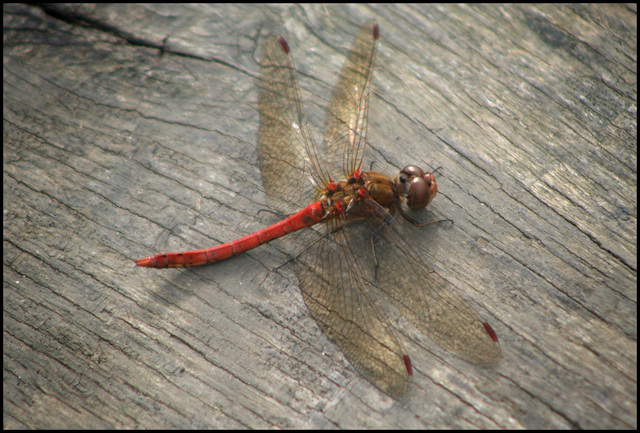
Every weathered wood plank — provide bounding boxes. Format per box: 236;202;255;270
4;3;636;429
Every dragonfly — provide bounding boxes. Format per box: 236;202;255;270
136;21;500;398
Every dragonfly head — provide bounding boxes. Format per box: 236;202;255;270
395;165;438;211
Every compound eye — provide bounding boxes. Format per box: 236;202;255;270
407;177;429;210
401;165;425;179
398;165;437;211
424;173;435;187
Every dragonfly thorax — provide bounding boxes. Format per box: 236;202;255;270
320;172;400;219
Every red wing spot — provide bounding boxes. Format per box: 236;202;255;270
403;354;413;376
483;322;499;343
278;37;290;54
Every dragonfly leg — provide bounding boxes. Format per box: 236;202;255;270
369;214;393;278
399;207;453;227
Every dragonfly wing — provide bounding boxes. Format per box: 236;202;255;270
296;218;411;398
323;21;378;178
258;35;329;215
363;199;501;366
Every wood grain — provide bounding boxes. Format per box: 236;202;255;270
4;4;636;429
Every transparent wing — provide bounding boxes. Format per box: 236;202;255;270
360;198;501;366
259;24;411;397
259;22;498;399
296;216;411;398
258;35;329;215
323;21;378;178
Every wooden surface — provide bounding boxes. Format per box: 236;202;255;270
4;4;636;429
